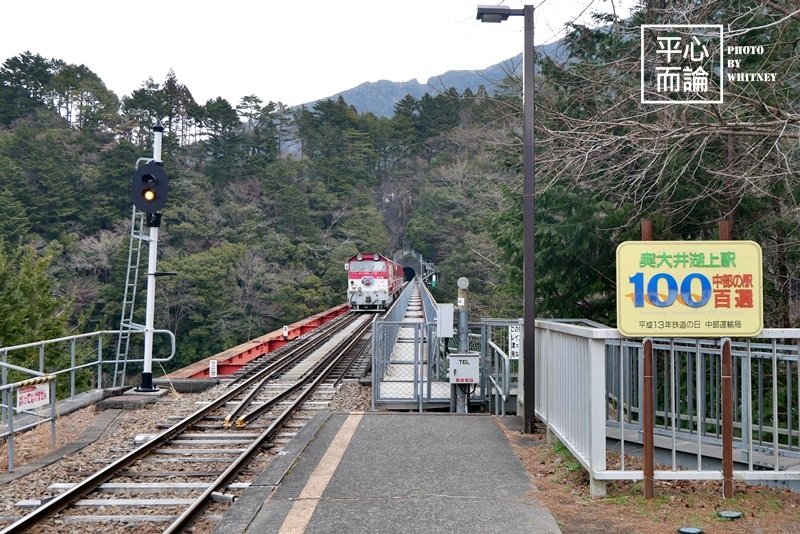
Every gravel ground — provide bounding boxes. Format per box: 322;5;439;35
0;382;371;530
9;384;796;534
0;387;219;524
0;384;371;532
327;383;372;411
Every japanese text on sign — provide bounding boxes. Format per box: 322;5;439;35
616;241;763;337
508;325;520;360
448;354;480;384
16;384;50;411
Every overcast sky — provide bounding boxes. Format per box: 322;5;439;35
1;0;635;107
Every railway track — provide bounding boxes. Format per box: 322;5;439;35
0;312;374;533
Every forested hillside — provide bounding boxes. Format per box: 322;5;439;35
0;52;515;371
1;0;798;378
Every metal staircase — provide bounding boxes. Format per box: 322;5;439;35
113;207;148;387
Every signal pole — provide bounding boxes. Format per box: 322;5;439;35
136;121;165;392
456;277;470;413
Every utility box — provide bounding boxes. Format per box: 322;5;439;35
437;303;454;338
448;353;480;384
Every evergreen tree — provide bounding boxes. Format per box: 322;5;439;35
161;70;198;147
0;51;53;125
0;240;69;348
0;188;31;243
201;96;240;181
48;62;119;132
121;78;169;148
236;95;280;172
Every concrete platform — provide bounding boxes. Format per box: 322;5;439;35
96;386;169;410
215;412;560;533
153;377;220;393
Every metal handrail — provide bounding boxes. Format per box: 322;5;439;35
1;329;176;400
1;375;58;472
0;328;176;473
487;338;511;416
0;329;175;359
0;374;56;394
417;279;438;323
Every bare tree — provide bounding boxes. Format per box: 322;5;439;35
484;0;800;324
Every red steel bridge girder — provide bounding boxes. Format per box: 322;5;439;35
163;303;350;379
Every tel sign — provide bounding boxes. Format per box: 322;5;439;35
616;241;763;337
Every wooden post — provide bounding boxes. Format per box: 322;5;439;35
642;219;654;499
721;338;734;498
719;218;731;240
719;219;734;498
643;338;654;498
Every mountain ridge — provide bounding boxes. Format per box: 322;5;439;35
304;39;566;117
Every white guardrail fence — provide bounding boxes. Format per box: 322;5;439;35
530;320;800;497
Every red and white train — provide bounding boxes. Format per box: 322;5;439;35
345;253;404;311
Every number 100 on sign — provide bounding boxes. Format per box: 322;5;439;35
616;241;763;338
629;272;712;308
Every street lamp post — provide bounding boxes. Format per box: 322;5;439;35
477;4;536;433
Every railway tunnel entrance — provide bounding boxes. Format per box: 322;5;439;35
395;250;435;285
396;251;421;282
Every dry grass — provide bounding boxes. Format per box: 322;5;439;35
0;406;95;471
499;419;800;534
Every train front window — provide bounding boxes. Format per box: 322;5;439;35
350;260;386;272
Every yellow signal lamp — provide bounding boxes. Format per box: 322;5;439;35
131;162;169;214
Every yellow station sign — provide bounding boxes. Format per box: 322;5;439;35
616;241;763;337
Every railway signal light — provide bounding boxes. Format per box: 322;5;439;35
131;161;169;213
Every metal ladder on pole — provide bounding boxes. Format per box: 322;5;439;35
113;207;149;387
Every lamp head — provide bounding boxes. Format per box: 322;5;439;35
476;5;512;23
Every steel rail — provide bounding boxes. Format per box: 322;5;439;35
223;311;355;389
164;314;375;533
327;329;371;387
224;313;361;427
0;374;249;533
235;316;373;427
218;312;353;400
0;312;357;533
